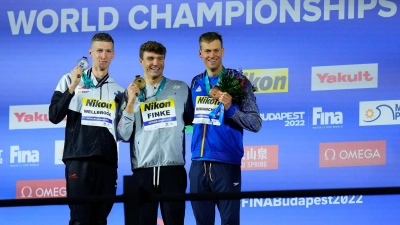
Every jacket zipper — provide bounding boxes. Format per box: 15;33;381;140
200;124;207;157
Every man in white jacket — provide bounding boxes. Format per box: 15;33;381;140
49;33;124;225
117;41;194;225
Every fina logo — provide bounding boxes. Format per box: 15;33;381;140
10;145;39;167
312;107;343;128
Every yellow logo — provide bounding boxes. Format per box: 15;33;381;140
243;69;288;93
141;99;175;112
196;96;219;105
82;98;115;110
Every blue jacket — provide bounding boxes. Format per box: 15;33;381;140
190;69;262;165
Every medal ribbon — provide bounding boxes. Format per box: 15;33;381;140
82;69;109;89
138;77;166;102
204;67;225;95
204;68;226;124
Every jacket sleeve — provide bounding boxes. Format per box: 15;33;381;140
225;78;262;133
116;91;135;142
183;85;194;126
49;74;74;124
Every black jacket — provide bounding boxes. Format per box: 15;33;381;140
49;71;124;166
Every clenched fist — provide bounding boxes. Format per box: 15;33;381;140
68;66;83;94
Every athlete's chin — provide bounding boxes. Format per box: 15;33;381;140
207;65;220;71
149;73;162;79
98;65;109;71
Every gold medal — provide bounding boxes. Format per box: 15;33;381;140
134;75;146;90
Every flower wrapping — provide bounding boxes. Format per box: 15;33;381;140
210;68;248;103
208;68;248;125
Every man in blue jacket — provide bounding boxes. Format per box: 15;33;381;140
190;32;262;225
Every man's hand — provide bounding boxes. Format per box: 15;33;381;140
219;92;232;110
127;82;140;103
210;87;222;100
68;66;83;94
125;82;140;114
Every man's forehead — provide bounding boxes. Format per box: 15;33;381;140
92;41;113;49
144;51;164;57
201;41;222;49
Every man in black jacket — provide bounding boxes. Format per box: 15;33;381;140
49;33;124;225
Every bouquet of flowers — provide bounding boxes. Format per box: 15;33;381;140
207;68;249;124
210;68;248;103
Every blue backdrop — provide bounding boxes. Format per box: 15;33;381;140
1;0;400;224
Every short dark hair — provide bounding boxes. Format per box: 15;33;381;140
140;41;167;59
91;33;114;46
199;32;223;49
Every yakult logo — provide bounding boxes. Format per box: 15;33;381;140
9;104;66;129
320;141;386;167
241;145;278;170
311;63;378;91
16;179;66;199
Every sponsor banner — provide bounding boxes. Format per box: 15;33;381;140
10;145;39;167
312;107;343;129
9;104;66;130
260;111;306;127
6;2;398;35
311;63;378;91
55;140;64;165
359;100;400;126
16;179;66;199
241;195;364;208
241;145;278;170
319;140;386;167
243;68;288;93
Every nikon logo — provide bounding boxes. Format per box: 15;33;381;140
197;97;219;105
143;101;171;111
243;69;288;93
83;98;114;110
